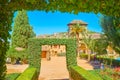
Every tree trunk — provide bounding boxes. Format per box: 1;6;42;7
88;52;91;62
87;47;91;62
76;33;80;57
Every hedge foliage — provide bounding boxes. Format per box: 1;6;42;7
79;53;95;60
7;47;28;60
6;73;20;80
70;66;102;80
97;56;120;67
1;0;120;79
28;38;77;74
80;54;120;67
16;67;37;80
89;70;112;80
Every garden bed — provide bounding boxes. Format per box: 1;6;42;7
89;67;120;80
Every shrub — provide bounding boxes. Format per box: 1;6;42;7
70;66;102;80
79;53;95;61
57;52;66;56
6;73;20;80
16;67;37;80
7;47;29;64
79;53;87;59
97;56;120;67
89;70;112;80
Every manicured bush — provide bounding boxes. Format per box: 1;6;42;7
79;53;95;61
79;53;88;59
7;47;29;64
97;56;120;67
89;70;112;80
70;66;102;80
6;73;20;80
16;67;37;80
28;38;77;74
57;52;66;56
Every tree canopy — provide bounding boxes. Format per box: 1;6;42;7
100;15;120;53
1;0;120;17
11;10;35;48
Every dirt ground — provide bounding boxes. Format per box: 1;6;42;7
7;57;93;80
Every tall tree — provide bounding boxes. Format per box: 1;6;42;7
0;10;14;79
69;24;86;57
11;10;35;48
82;33;96;61
100;15;120;53
94;35;108;55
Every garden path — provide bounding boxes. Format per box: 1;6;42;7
6;57;93;80
39;57;93;80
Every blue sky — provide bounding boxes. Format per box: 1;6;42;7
13;11;102;36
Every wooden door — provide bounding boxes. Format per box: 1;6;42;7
41;51;47;58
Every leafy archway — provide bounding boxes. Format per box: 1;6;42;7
28;38;77;74
1;0;120;79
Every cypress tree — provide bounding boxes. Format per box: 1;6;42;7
11;10;35;48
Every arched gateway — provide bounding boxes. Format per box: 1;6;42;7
28;38;77;74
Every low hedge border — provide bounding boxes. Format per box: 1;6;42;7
89;70;112;80
16;67;37;80
79;53;94;60
6;73;20;80
97;56;120;67
80;53;120;67
70;66;102;80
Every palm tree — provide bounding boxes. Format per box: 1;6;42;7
82;34;96;61
69;24;86;57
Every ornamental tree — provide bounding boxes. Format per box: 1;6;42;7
100;15;120;53
11;10;35;48
82;33;96;61
69;24;86;57
94;35;108;55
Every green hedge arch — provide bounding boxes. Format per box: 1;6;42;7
1;0;120;79
28;38;77;74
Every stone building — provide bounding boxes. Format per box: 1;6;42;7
41;45;66;59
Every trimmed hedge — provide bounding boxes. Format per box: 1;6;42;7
97;56;120;67
70;66;102;80
89;70;112;80
28;38;77;74
79;53;94;60
6;73;20;80
16;67;37;80
79;54;120;67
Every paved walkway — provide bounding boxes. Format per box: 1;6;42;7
7;64;29;74
39;57;69;80
77;58;93;70
39;57;93;80
7;57;93;80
